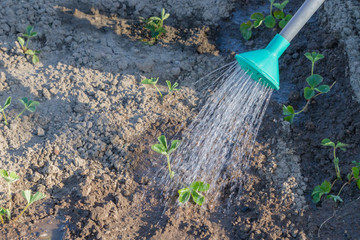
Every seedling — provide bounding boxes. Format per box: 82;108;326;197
14;97;40;120
283;52;335;123
178;181;210;206
0;97;11;125
140;8;170;45
151;135;180;178
0;169;19;219
166;80;179;92
321;138;348;180
141;77;163;97
17;26;41;64
312;161;360;204
13;190;45;222
0;169;45;223
240;0;292;40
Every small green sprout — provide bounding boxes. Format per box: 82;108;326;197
312;180;331;204
240;0;292;40
283;52;335;123
14;97;40;120
140;8;170;45
321;138;348;180
0;97;11;125
0;170;45;223
0;170;19;219
166;80;179;92
151;135;180;178
312;161;360;204
17;26;40;64
178;181;210;206
141;77;163;98
13;190;45;222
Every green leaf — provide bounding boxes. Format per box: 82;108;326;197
240;21;252;40
312;180;331;203
304;52;313;62
17;37;25;47
306;74;323;88
269;0;275;4
326;195;343;203
21;190;32;204
282;105;294;115
141;77;158;85
304;87;315;100
314;53;324;62
315;85;330;93
30;191;45;204
273;10;284;19
284;115;294;123
0;169;19;183
347;173;352;181
280;0;289;9
3;97;11;109
161;8;165;18
250;13;264;28
25;49;35;55
168;140;180;155
26;26;34;35
158;135;167;150
197;182;210;192
191;191;205;206
30;32;37;37
336;142;348;151
178;188;191;204
32;55;39;64
320;180;332;193
352;161;360;169
166;80;171;90
278;15;292;28
321;138;335;147
273;3;282;10
264;15;276;28
151;144;167;155
352;167;359;179
357;179;360;189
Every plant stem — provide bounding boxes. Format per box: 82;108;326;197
2;111;8;125
0;215;3;224
7;183;11;220
294;81;336;115
13;204;30;222
25;38;30;50
154;85;163;98
14;108;26;120
311;61;315;76
337;182;349;196
333;147;341;180
166;154;173;178
270;2;273;15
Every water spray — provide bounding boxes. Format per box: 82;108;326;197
236;0;325;90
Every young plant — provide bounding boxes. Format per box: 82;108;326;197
14;97;40;120
13;190;45;222
0;97;11;125
0;170;19;219
240;0;292;40
141;77;163;97
166;80;179;92
283;52;335;123
151;135;180;178
312;162;360;204
178;181;210;206
17;26;41;64
140;8;170;45
0;170;45;223
321;138;348;180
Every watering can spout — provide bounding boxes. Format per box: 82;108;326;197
235;34;290;90
235;0;326;90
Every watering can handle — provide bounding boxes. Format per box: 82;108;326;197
280;0;325;42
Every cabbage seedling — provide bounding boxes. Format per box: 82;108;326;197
178;181;210;206
141;77;163;98
0;208;10;224
0;169;19;219
166;80;179;92
140;8;170;45
14;97;40;120
321;138;348;180
151;135;180;178
0;97;11;125
13;190;45;222
311;180;331;204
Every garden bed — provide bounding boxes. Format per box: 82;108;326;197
0;0;359;239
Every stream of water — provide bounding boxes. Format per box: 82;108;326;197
156;62;273;206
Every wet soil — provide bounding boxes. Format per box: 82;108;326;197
0;0;359;239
